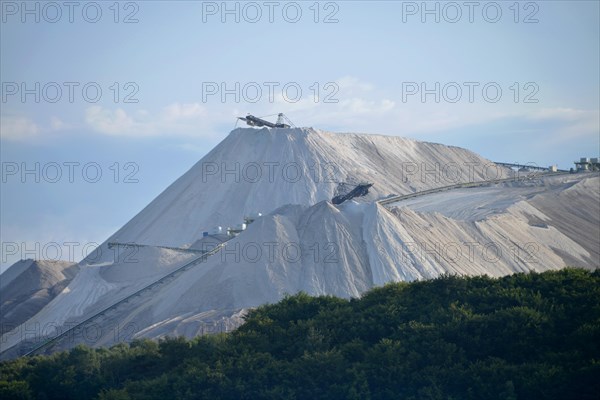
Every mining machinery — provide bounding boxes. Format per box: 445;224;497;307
332;182;374;205
238;113;293;128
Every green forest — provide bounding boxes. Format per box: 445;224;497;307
1;268;599;399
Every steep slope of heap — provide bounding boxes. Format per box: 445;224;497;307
99;127;505;250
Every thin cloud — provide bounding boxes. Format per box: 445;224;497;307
526;108;599;144
84;103;212;137
0;115;40;141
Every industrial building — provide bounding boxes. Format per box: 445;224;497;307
574;157;600;172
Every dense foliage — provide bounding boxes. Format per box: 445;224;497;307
1;268;599;399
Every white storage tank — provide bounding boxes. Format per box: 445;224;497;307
226;223;247;237
244;212;262;224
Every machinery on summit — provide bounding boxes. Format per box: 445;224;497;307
238;113;294;128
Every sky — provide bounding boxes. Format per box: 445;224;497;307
1;0;599;270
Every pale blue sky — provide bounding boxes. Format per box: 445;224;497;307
1;1;599;269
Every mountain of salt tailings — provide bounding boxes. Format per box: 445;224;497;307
1;127;598;359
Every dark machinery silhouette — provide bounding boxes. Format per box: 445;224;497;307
238;113;293;128
332;182;374;205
